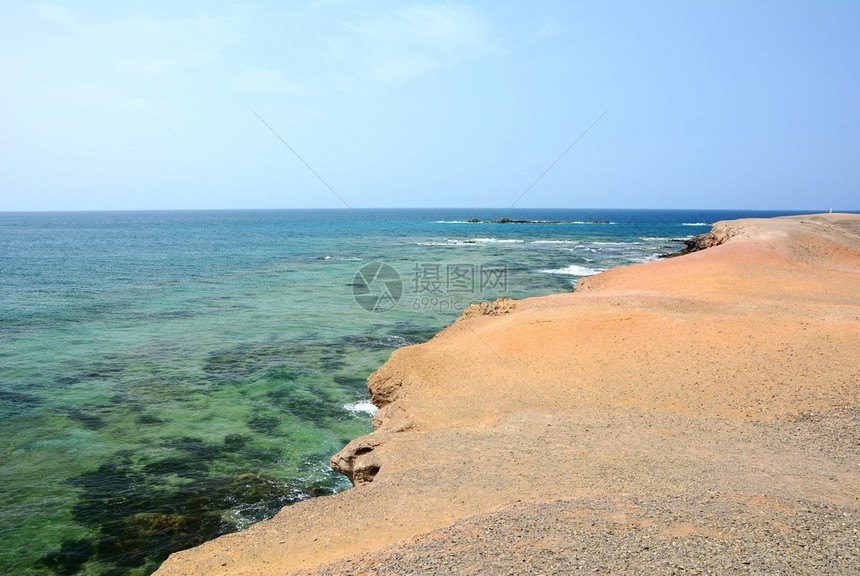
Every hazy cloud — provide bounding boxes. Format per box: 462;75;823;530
334;3;494;82
37;2;77;26
64;83;160;110
234;68;319;96
105;13;241;77
535;17;559;40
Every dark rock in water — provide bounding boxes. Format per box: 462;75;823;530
49;457;321;575
229;473;304;505
680;231;728;255
343;334;415;350
136;413;165;425
65;408;106;430
659;234;711;258
0;389;42;406
661;226;730;258
333;374;368;388
680;233;712;254
247;414;282;435
265;385;346;422
308;486;335;497
466;217;612;225
0;389;43;417
223;433;249;446
37;538;96;576
494;217;559;224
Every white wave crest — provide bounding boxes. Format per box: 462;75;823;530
540;264;603;276
471;238;525;243
414;238;524;246
344;400;379;416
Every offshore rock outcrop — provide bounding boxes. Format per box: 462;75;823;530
465;218;612;224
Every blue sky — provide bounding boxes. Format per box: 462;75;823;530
1;1;858;211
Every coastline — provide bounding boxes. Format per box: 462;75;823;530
155;213;859;574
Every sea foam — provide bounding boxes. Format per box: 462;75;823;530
540;264;604;276
414;238;525;246
344;400;379;417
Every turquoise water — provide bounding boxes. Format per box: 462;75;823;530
0;208;811;574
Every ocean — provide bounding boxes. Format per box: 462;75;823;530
0;208;813;575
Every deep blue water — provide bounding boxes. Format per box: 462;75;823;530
0;208;818;575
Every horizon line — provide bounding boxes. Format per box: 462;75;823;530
0;207;852;215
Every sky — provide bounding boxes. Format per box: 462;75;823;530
1;1;858;211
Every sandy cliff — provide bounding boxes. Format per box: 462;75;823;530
156;213;859;575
